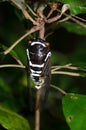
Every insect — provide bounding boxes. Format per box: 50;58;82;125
26;38;51;102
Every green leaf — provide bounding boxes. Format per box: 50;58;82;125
0;106;30;130
61;0;86;15
62;93;86;130
61;21;86;35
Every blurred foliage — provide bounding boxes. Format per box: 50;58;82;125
0;106;30;130
61;21;86;35
0;0;86;130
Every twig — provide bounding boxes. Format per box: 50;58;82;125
52;71;80;76
51;63;78;72
10;0;24;10
57;16;70;23
57;8;86;28
51;84;67;95
47;3;59;18
21;9;38;25
0;64;25;68
46;13;62;23
51;64;85;77
70;16;86;28
12;57;24;65
4;26;40;55
46;4;70;23
26;4;37;16
10;0;37;25
45;31;54;39
73;15;86;22
35;89;41;130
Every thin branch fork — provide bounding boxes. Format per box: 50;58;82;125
56;8;86;28
46;4;70;23
51;64;80;77
21;9;38;25
10;0;38;25
47;2;59;18
51;63;78;72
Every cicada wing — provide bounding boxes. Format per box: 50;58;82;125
26;59;33;112
40;58;51;107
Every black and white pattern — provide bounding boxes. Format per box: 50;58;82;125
26;38;51;89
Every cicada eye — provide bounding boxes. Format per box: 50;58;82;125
28;40;32;45
46;42;50;46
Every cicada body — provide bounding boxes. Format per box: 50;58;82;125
26;38;51;102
